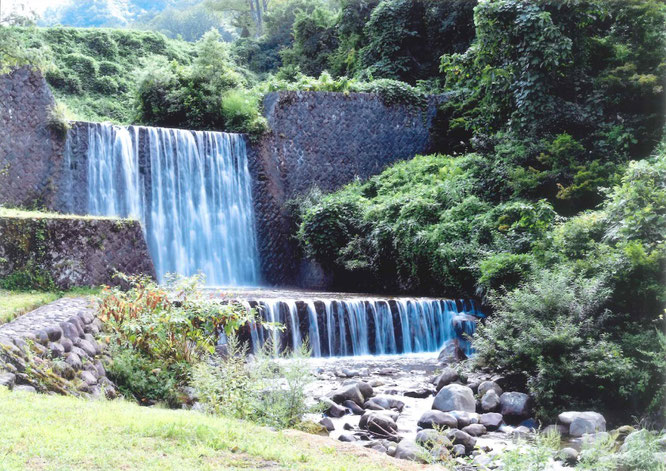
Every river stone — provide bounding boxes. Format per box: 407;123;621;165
394;439;427;463
330;383;365;406
364;396;404;412
433;384;475;413
557;447;579;465
416;429;451;449
449;410;480;428
451;444;466;457
48;342;65;358
434;367;459;391
462;424;487;437
558;411;606;437
500;392;533;422
338;433;356;442
60;338;73;353
45;326;63;342
342;399;365;415
479;413;504;431
321;398;348;418
481;390;501;412
404;384;435;398
363;413;398;438
80;370;98;386
71;346;88;360
478;380;503;397
319;417;335;432
65;352;82;370
13;384;37;393
417;410;458;430
446;429;477;453
438;339;467;364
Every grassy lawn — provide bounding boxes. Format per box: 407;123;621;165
0;288;101;325
0;389;439;471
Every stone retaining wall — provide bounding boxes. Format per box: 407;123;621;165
0;216;156;289
0;297;118;398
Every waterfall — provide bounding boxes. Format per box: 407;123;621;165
81;122;260;286
245;296;480;358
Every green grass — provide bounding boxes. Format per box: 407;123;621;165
0;288;101;325
0;388;423;471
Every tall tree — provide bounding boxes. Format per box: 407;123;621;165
206;0;269;37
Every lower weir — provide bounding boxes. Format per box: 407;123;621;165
228;291;480;358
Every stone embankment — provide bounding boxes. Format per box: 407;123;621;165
0;297;118;398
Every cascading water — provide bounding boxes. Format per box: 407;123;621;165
241;295;480;358
81;122;260;286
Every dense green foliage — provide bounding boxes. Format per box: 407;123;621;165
293;0;666;421
2;26;194;122
100;274;251;406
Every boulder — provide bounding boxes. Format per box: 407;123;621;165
319;417;335;432
79;370;98;386
447;429;476;453
438;339;467;364
479;413;504;431
481;390;501;412
451;444;466;457
404;385;435;398
13;384;37;393
338;433;356;442
462;424;487;437
415;429;450;449
364;396;404;412
342;380;373;399
48;342;65;358
417;410;458;430
329;384;364;406
434;367;459;391
60;338;73;353
341;400;365;415
65;352;82;370
557;411;606;437
361;412;398;438
433;384;475;413
557;447;579;465
321;398;348;418
394;439;427;463
449;410;480;428
500;392;533;422
478;380;503;397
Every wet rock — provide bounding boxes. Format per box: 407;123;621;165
417;410;458;430
342;399;365;415
449;410;480;428
446;429;477;453
434;367;459;391
438;340;467;365
364;396;404;412
321;398;348;418
462;424;486;437
433;384;475;413
500;392;533;422
343;423;355;431
481;390;500;413
338;433;355;442
329;383;365;406
319;417;335;432
363;440;387;453
479;412;504;431
558;411;606;437
403;384;435;398
478;380;503;397
394;439;427;463
364;413;398;438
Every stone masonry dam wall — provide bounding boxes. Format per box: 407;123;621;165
0;68;440;288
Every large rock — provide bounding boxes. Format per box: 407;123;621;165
438;339;467;364
417;410;458;430
329;383;366;406
341;400;364;415
478;380;503;397
462;424;487;437
416;429;451;449
479;413;504;431
500;392;533;422
321;398;348;418
364;396;404;412
0;372;16;388
448;410;480;428
446;429;477;453
558;411;606;437
433;384;475;413
434;367;459;391
481;390;500;412
360;412;398;438
394;439;427;463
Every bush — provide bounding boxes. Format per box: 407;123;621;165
93;76;119;94
61;52;98;78
47;102;72;138
99;273;251;406
191;336;312;429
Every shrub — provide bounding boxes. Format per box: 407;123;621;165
477;253;534;296
99;273;251;406
47;102;72;138
61;52;98;78
93;76;119;94
191;336;312;429
98;60;122;76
